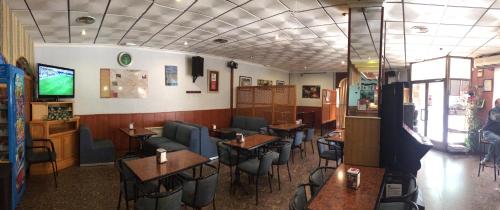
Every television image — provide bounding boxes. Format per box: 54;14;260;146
37;64;74;98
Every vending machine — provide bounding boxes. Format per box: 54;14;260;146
0;63;26;210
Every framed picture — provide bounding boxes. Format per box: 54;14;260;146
276;80;285;85
165;65;178;86
257;79;273;86
302;85;321;98
239;76;252;87
483;79;493;92
477;69;483;78
208;70;219;92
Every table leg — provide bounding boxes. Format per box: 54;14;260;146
128;136;132;153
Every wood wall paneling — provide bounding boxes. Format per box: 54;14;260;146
471;68;494;125
344;116;380;167
297;106;322;128
78;109;232;151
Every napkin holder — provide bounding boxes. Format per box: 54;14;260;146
236;133;245;143
129;122;135;130
156;148;167;164
347;167;360;189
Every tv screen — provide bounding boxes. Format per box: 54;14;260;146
37;64;75;98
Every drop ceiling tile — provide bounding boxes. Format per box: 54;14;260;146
323;6;348;23
477;9;500;26
142;4;183;23
70;0;108;13
199;19;235;34
265;12;303;29
32;11;67;26
240;20;279;35
404;4;445;23
467;26;500;38
284;28;317;39
484;37;500;47
223;29;255;40
143;35;177;47
279;0;321;12
458;37;490;47
294;8;334;27
309;24;343;37
159;24;193;37
183;29;217;41
405;0;447;5
131;19;165;33
448;0;494;8
441;7;485;25
217;7;260;26
39;26;69;42
101;14;136;29
121;30;154;43
7;0;27;10
383;3;403;21
189;0;234;17
11;10;35;26
173;11;212;27
241;0;288;19
95;37;120;44
25;0;67;11
435;24;472;37
107;0;152;17
406;35;433;44
70;27;97;43
97;27;128;39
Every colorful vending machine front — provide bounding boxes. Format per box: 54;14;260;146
0;64;26;209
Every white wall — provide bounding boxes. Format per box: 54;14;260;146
34;44;289;115
290;72;335;107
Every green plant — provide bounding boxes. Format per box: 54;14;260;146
465;96;484;153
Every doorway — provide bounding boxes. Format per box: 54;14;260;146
412;80;445;149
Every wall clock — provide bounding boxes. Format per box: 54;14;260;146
117;52;132;67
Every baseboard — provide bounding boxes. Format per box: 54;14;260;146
79;162;115;167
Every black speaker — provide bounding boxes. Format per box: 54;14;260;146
192;56;204;82
227;60;238;69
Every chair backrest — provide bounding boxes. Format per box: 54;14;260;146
293;131;304;146
289;184;309;210
316;138;329;154
115;154;140;201
277;142;292;164
305;128;314;141
309;167;335;197
80;125;94;150
189;164;218;208
152;185;183;210
257;152;274;176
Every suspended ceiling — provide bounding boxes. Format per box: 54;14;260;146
7;0;500;72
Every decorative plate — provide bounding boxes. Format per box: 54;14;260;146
117;52;132;67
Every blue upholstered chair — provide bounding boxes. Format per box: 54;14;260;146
316;138;342;168
181;164;218;210
269;141;292;190
289;184;312;210
291;131;305;163
237;152;274;205
79;125;116;166
304;128;315;155
308;167;335;197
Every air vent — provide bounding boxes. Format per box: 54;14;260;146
76;16;96;24
410;25;429;34
213;38;228;44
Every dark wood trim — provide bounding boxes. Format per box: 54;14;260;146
230;67;234;117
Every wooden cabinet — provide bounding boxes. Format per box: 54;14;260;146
344;116;380;167
29;102;79;175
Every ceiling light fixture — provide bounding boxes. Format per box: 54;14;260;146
184;41;188;46
341;61;346;65
81;29;86;36
75;16;96;24
275;34;280;40
410;25;429;34
213;38;228;44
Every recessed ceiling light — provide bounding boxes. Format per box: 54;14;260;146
184;41;188;46
341;61;346;65
275;34;280;40
176;0;181;2
213;38;228;44
81;29;86;36
410;25;429;34
75;16;96;24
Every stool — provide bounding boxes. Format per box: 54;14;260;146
477;129;499;181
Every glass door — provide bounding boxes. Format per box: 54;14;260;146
411;81;445;149
447;80;469;146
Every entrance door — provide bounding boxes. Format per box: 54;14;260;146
412;81;445;149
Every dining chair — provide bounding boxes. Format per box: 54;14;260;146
116;154;158;210
303;128;315;155
237;152;274;205
316;138;341;168
382;171;418;203
216;141;247;187
134;180;183;210
269;141;292;190
288;183;312;210
308;167;335;197
26;127;58;188
378;200;419;210
181;163;219;210
291;131;305;163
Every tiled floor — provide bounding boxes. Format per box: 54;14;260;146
18;145;500;210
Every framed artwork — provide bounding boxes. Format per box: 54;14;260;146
165;65;178;86
208;70;219;92
257;79;273;86
239;76;252;86
276;80;285;85
483;79;493;92
477;69;483;78
302;85;321;98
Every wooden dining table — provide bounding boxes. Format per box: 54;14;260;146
120;127;157;154
308;164;386;210
268;123;305;139
124;150;209;183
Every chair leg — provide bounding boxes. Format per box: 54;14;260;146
277;165;281;190
287;162;292;182
311;141;315;154
318;158;321;167
268;173;273;192
255;176;259;205
291;149;295;163
117;189;122;210
213;199;216;210
325;160;328;167
51;161;57;188
55;161;59;176
300;144;304;159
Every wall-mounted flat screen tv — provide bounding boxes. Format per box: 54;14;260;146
37;63;75;98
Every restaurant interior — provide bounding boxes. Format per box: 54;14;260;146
1;0;500;209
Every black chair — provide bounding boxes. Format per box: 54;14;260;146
308;167;335;197
237;152;274;205
181;163;218;210
478;129;500;180
269;141;292;190
116;154;158;210
291;131;305;162
381;172;418;203
303;128;315;155
135;180;183;210
378;200;419;210
26;127;58;188
289;184;312;210
316;138;341;168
